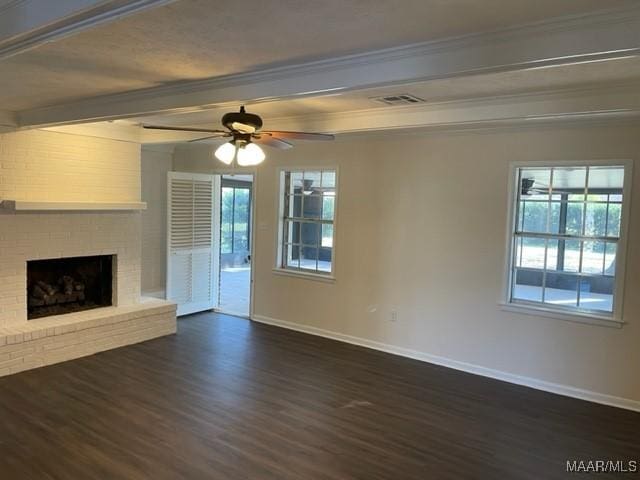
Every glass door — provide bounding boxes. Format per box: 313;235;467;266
218;175;252;316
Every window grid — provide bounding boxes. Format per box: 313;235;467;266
279;169;336;275
510;165;624;316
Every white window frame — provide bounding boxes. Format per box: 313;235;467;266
274;167;338;282
502;159;633;327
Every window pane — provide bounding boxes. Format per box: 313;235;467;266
300;246;318;270
287;195;303;218
318;247;332;272
604;242;617;276
553;167;587;193
221;187;234;254
520;201;549;233
606;203;621;238
233;188;249;252
544;272;578;308
286;244;300;269
520;168;551;200
321;224;334;248
302;194;323;219
516;236;546;269
321;171;336;188
512;268;543;302
563;240;581;273
303;171;321;194
587;166;624;192
290;172;303;194
582;241;605;275
301;222;320;246
284;220;299;245
546;239;559;270
578;274;614;312
549;202;561;234
565;202;584;236
584;203;607;237
545;239;581;272
322;195;335;220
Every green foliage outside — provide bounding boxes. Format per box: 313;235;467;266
519;200;621;253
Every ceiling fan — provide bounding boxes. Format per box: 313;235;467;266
521;178;572;196
143;106;334;166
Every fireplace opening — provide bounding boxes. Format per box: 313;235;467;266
27;255;113;320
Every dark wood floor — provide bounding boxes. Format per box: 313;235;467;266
0;313;638;479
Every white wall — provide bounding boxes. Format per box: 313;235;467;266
169;123;640;406
141;145;173;294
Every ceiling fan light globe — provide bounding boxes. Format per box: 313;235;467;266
214;142;236;164
237;143;265;166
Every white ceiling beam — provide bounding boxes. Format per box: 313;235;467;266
177;85;640;137
0;0;177;60
17;5;640;129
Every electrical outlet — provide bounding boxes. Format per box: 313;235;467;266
389;309;398;322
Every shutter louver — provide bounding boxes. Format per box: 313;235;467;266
167;173;219;316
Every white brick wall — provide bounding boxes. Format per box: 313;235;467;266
0;129;140;202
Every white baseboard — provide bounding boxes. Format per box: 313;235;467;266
251;314;640;413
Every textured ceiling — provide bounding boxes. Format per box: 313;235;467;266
132;56;640;128
0;0;637;111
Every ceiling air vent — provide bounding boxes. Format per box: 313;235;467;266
371;94;425;106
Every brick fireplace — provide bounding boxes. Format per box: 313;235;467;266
0;128;177;377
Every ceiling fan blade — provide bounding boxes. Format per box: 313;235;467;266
261;131;334;141
143;125;228;134
188;134;229;143
231;122;256;134
252;136;293;150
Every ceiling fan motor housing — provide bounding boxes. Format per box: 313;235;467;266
222;107;263;132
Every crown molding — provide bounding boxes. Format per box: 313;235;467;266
17;5;640;128
0;0;177;60
42;120;141;143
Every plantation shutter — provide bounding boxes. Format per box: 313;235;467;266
167;172;220;316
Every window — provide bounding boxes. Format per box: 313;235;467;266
507;164;629;320
278;169;336;275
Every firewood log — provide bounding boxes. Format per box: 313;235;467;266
32;284;48;300
59;275;74;295
36;281;56;296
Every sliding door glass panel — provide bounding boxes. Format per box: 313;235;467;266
221;187;234;254
233;188;250;252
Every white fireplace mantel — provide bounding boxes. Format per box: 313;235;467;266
0;200;147;212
